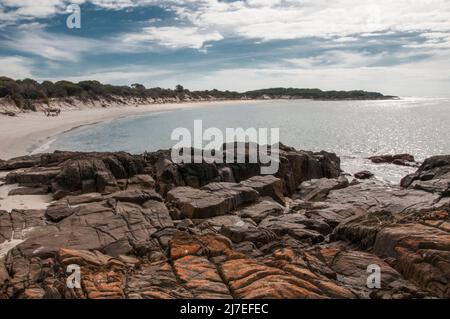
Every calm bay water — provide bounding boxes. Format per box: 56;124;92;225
48;98;450;184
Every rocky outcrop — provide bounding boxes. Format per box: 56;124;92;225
296;176;349;201
401;155;450;196
354;171;374;180
332;206;450;298
6;167;61;185
240;175;285;205
237;199;284;224
166;182;259;219
0;148;449;299
1;152;147;200
0;154;43;171
148;144;341;196
369;154;416;166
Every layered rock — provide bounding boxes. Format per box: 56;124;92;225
149;144;341;195
296;176;349;201
354;171;374;180
166;182;259;219
369;154;416;166
401;155;450;195
0;148;449;300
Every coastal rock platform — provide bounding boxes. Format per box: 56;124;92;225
0;145;449;299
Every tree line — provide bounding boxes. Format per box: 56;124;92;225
0;76;393;110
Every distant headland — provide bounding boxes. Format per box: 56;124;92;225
0;76;396;115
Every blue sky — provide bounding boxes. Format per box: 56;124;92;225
1;0;450;97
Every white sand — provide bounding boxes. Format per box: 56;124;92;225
0;100;261;160
0;183;53;212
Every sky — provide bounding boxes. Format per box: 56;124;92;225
0;0;450;97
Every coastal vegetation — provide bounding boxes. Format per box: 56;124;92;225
0;76;395;111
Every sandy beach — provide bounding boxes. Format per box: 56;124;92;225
0;100;256;160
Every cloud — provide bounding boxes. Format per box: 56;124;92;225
47;66;175;84
284;50;416;69
121;26;223;50
178;0;450;43
3;1;450;51
3;30;99;61
0;56;34;78
285;51;388;69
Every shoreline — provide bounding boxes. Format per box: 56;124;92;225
0;99;273;160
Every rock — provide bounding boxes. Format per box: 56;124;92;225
277;149;341;194
1;152;147;199
312;244;426;299
174;255;232;298
401;155;450;196
2;147;450;300
59;248;127;299
169;231;233;260
218;167;235;183
150;144;341;197
332;209;450;298
0;155;42;170
6;167;61;185
8;186;50;196
220;226;278;247
259;214;329;244
325;181;448;216
166;182;259;219
240;175;285;205
0;209;48;247
354;171;374;180
45;200;75;222
111;189;162;205
219;255;351;299
12;199;173;260
237;200;284;224
297;176;349;201
45;194;104;222
101;152;146;179
179;162;221;188
126;261;193;299
66;193;104;205
195;215;256;232
369;154;415;164
410;176;450;195
372;223;450;298
167;231;355;299
58;248;125;269
0;260;9;291
126;174;155;190
52;158;119;198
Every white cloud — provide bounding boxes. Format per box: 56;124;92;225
3;31;100;61
47;66;174;84
285;50;409;70
3;1;450;51
121;26;223;50
0;56;34;78
178;0;450;43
